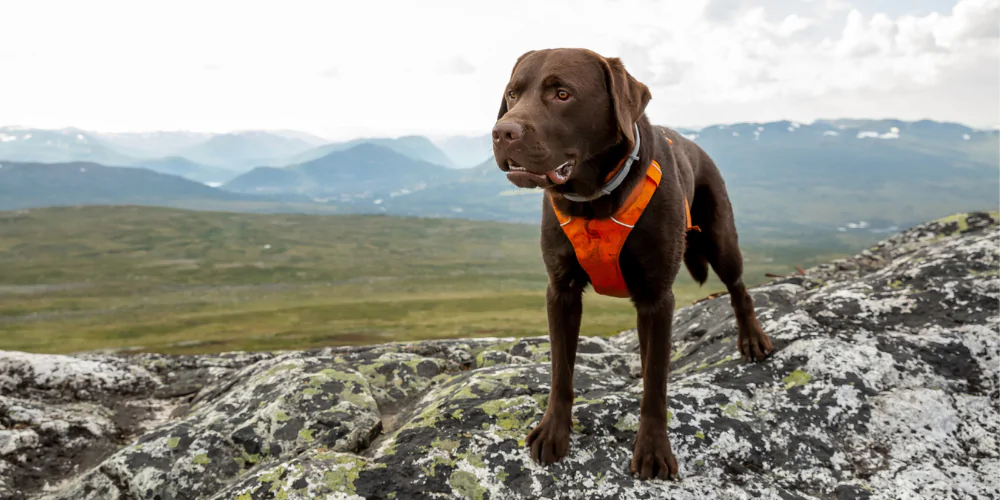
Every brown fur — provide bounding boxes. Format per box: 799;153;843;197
491;48;774;480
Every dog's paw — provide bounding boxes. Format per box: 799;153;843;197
630;425;679;481
525;413;571;465
738;326;774;362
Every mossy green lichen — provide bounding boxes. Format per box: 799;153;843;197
166;437;180;449
431;437;459;453
422;455;458;478
615;414;639;432
782;369;813;389
298;428;315;443
531;393;549;410
193;453;211;465
471;340;515;358
411;402;442;429
479;396;538;439
266;363;299;376
475;352;498;368
970;269;1000;278
695;354;739;372
258;465;287;484
932;213;971;234
671;347;687;362
450;470;487;500
527;342;551;361
319;455;366;495
338;384;377;410
466;453;486;469
695;431;705;439
719;403;742;418
236;450;261;469
358;363;389;387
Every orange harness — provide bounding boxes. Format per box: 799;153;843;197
551;158;699;298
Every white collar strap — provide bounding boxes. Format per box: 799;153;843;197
562;123;641;203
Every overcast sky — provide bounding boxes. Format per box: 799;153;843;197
1;0;997;139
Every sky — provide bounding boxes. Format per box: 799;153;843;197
1;0;997;140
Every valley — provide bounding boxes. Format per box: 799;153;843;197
0;206;845;354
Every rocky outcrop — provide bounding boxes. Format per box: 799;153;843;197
1;212;998;500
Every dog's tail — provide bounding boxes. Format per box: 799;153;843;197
683;231;710;285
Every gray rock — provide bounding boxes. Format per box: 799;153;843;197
1;212;997;499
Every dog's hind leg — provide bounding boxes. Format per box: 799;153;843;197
688;160;773;362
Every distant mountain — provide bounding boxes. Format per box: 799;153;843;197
224;143;451;202
178;132;317;169
367;157;543;222
94;131;216;158
432;134;493;168
680;119;998;239
4;119;995;248
288;136;456;168
372;120;999;241
127;156;238;185
96;129;328;160
261;129;330;146
0;127;135;166
0;161;276;211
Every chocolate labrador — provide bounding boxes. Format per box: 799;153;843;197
491;48;773;480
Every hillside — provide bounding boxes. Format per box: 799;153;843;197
0;127;135;166
432;134;493;167
177;131;317;169
0;128;245;184
0;206;840;355
224;143;452;199
2;212;996;500
288;135;456;168
0;161;267;211
94;130;216;158
127;156;239;184
4;126;458;173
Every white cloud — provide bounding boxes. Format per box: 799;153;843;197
438;56;477;76
0;0;996;138
775;14;815;37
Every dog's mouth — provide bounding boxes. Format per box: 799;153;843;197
504;158;575;188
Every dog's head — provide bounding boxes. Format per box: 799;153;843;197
492;48;651;192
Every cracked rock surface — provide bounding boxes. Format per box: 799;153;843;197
1;212;997;500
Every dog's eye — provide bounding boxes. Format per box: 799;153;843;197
556;90;570;101
507;90;516;100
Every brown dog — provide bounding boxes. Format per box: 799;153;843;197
491;48;774;480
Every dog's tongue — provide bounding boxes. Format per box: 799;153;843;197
546;164;572;185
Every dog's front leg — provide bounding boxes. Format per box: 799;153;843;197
526;281;582;465
631;291;680;480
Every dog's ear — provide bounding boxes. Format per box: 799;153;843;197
601;57;651;145
497;50;536;121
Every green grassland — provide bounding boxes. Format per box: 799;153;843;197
0;206;851;355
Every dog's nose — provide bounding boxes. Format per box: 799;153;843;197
492;121;523;145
